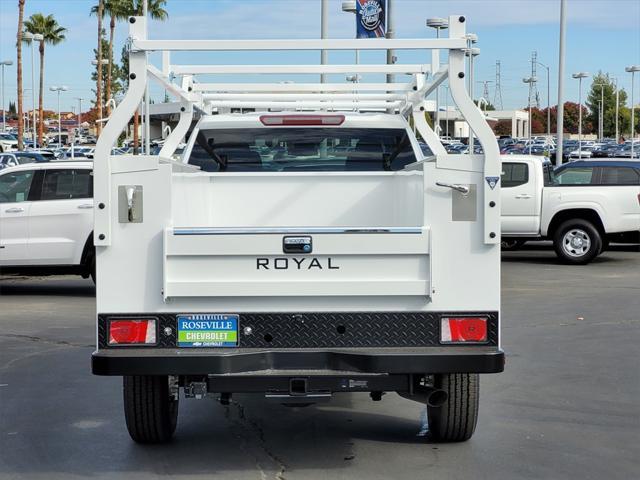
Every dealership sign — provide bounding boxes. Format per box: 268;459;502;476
356;0;386;38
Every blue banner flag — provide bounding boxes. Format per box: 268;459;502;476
356;0;386;39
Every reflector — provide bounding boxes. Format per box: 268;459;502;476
109;319;157;345
259;114;345;126
440;317;487;343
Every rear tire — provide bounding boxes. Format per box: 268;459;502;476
123;375;179;444
427;373;479;442
553;219;602;265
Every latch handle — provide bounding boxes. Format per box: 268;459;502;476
435;182;470;195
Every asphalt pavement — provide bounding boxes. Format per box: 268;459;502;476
1;244;639;480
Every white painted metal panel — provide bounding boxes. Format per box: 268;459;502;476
171;172;424;228
164;230;430;299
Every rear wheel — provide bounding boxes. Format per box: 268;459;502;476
427;373;479;442
553;219;602;265
123;375;179;444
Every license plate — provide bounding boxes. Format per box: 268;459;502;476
177;314;239;347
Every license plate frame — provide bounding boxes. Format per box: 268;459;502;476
176;314;239;348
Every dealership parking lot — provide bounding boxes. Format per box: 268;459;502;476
1;244;639;480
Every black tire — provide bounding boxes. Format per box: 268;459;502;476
501;239;526;251
553;219;602;265
427;373;479;442
123;375;179;444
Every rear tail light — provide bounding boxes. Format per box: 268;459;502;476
108;319;157;345
259;114;345;126
440;317;488;343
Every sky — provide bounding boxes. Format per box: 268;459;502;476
0;0;639;113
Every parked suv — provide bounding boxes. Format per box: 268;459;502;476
0;161;95;280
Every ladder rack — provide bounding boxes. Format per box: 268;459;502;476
94;14;501;248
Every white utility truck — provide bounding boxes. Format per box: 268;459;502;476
501;156;640;263
91;14;504;443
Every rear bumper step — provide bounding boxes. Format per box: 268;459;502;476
91;347;505;376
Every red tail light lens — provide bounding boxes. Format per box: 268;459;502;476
440;317;488;343
108;319;157;345
259;114;345;126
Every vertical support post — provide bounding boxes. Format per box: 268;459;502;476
447;15;500;245
94;16;148;247
556;0;567;167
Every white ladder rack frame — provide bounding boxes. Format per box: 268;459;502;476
94;14;500;247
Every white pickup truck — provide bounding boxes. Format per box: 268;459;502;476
501;155;640;263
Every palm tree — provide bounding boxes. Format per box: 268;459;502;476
125;0;168;152
23;13;67;146
96;0;104;135
91;0;129;118
16;0;26;150
128;0;168;19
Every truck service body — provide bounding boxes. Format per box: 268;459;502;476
91;15;504;443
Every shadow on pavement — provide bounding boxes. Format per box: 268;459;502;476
0;277;95;297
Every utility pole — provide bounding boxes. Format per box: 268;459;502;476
556;0;567;167
494;60;503;110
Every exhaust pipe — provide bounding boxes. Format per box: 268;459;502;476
422;386;448;408
398;385;448;408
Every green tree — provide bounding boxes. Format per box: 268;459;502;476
586;72;628;138
23;13;67;145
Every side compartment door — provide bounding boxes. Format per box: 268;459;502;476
500;161;538;234
0;169;38;265
27;168;93;265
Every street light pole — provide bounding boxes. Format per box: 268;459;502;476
556;0;567;166
572;72;589;159
1;60;13;132
320;0;329;84
536;61;550;137
342;1;359;83
612;77;619;142
23;32;44;148
626;65;640;159
593;82;605;140
50;86;68;145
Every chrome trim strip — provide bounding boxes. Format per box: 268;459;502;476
173;227;424;236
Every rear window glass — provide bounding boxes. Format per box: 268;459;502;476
187;128;417;172
555;167;595;185
600;167;640;185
